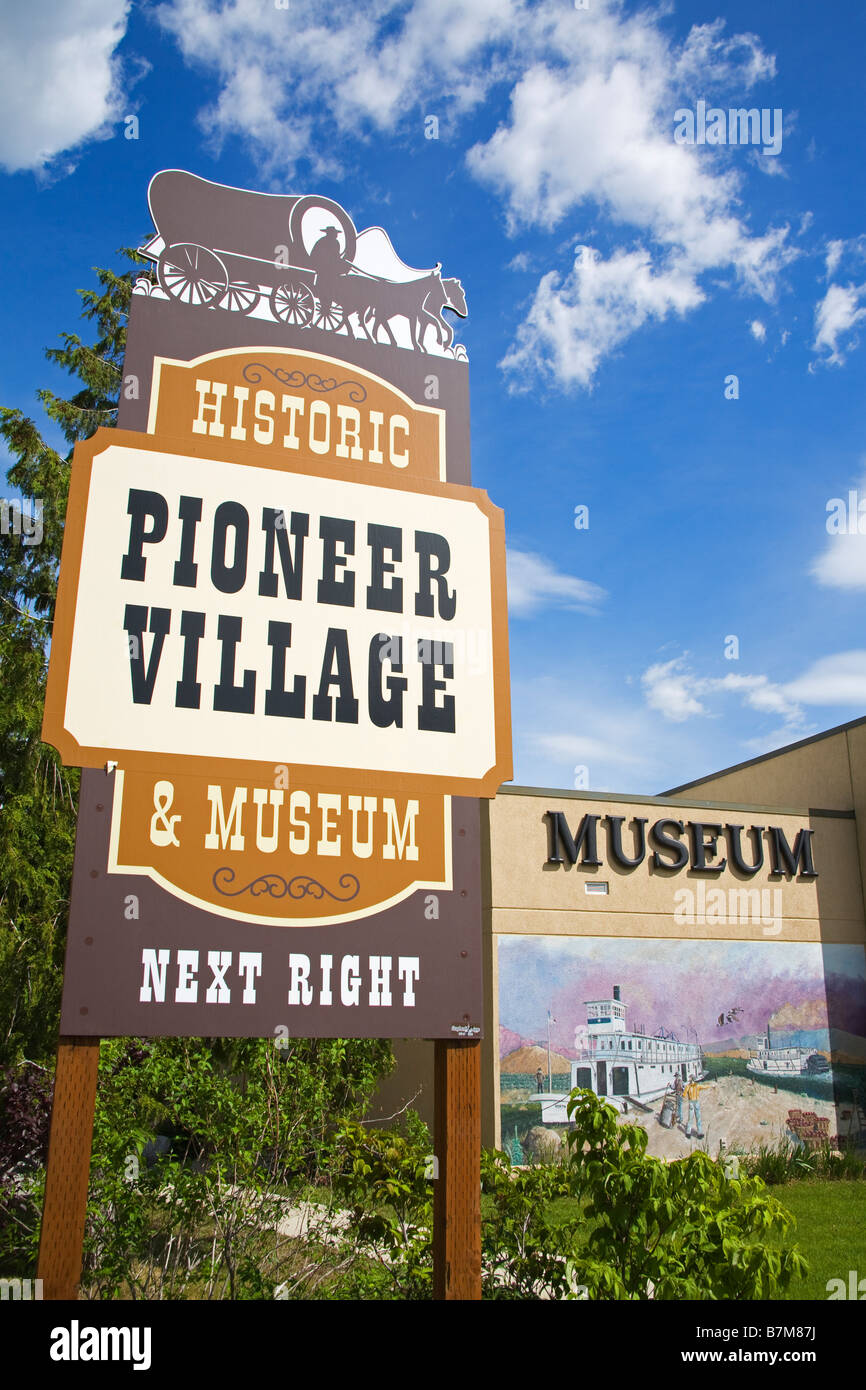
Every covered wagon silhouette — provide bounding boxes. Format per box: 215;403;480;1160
140;170;468;353
141;169;357;330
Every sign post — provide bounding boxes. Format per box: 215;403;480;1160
434;1039;482;1299
37;1038;100;1300
38;171;511;1301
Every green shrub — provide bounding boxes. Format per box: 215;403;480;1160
561;1089;809;1299
328;1111;433;1299
82;1035;393;1299
481;1150;583;1298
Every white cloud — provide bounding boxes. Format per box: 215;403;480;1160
785;652;866;706
812;282;866;366
812;480;866;589
156;0;522;172
641;648;866;733
530;731;650;772
514;642;863;793
501;244;702;390
466;14;795;387
822;235;866;282
812;539;866;589
671;18;776;90
825;239;845;279
513;674;663;790
506;549;606;617
748;147;787;178
642;657;804;728
749;319;766;341
154;0;802;387
641;659;708;722
0;1;131;174
721;674;802;722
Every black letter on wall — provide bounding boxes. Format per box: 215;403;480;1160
545;811;601;868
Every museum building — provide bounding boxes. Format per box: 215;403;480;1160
375;715;866;1154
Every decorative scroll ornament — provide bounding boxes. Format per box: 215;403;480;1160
242;362;367;402
213;868;361;903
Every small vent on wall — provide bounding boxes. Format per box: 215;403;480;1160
585;882;609;895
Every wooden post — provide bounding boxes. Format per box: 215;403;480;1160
433;1038;481;1300
37;1037;100;1300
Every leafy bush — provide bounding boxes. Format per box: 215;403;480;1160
6;1061;812;1299
561;1090;808;1299
80;1035;393;1299
481;1150;583;1298
315;1090;809;1301
328;1111;433;1299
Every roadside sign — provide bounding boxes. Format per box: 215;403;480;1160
41;175;511;1036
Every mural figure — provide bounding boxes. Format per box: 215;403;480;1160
684;1077;706;1139
673;1071;684;1125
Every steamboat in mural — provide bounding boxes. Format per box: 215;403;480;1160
531;985;706;1121
747;1020;832;1082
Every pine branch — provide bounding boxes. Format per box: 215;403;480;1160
0;595;52;626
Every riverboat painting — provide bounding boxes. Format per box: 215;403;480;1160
498;936;866;1161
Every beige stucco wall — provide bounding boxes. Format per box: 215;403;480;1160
369;1038;435;1132
664;721;864;813
490;790;861;938
666;717;866;965
841;723;866;905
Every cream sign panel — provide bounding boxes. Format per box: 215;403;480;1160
52;434;503;784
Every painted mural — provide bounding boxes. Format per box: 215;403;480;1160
498;936;866;1162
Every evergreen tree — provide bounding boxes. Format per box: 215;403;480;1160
0;253;145;1064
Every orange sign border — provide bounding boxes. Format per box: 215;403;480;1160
43;427;512;797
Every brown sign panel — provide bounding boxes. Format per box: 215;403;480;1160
51;172;506;1036
61;771;482;1039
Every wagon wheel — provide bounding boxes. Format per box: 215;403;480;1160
219;281;260;315
270;281;315;326
313;300;347;332
158;243;228;308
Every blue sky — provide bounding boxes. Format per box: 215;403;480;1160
2;0;865;796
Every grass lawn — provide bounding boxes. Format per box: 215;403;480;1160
768;1180;866;1301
